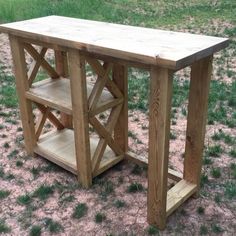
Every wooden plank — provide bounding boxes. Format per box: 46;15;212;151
35;103;64;130
68;49;92;188
125;151;182;182
113;64;128;153
28;47;47;86
184;56;213;195
0;16;228;69
23;43;59;79
26;78;115;116
9;35;36;155
35;129;121;177
166;180;197;216
90;104;123;173
147;66;173;229
54;50;73;128
35;106;50;140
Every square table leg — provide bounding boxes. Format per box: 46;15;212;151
9;35;36;155
147;66;173;229
67;49;92;188
113;64;128;153
184;56;213;195
54;50;73;129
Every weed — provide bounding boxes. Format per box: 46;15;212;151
0;167;4;178
206;145;223;157
200;174;209;187
127;182;144;193
0;124;4;129
224;181;236;199
211;167;221;178
7;149;19;159
170;132;177;140
31;166;40;178
0;219;11;233
197;206;205;214
214;194;221;204
203;157;213;165
33;185;54;200
72;203;88;219
0;190;10;199
30;225;41;236
199;225;208;235
44;218;64;233
95;212;106;223
230;163;236;179
114;199;126;208
211;224;223;234
16;160;23;167
147;225;159;235
100;180;114;200
3;142;10;149
131;164;143;175
59;194;75;205
17;194;32;205
229;149;236;158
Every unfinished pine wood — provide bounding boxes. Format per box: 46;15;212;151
68;49;92;188
184;56;213;194
113;64;128;154
35;129;120;176
166;180;197;216
28;47;47;86
125;151;182;182
23;43;59;79
54;50;73;128
35;103;64;130
9;35;36;155
0;16;228;69
147;67;173;230
25;78;115;115
35;106;50;140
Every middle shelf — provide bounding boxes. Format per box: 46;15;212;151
25;77;116;115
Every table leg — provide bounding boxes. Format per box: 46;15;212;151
67;49;92;188
113;64;128;153
9;35;36;155
54;50;73;128
147;66;173;229
184;56;213;195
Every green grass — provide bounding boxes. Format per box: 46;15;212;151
44;218;64;233
95;212;106;223
211;167;221;178
224;181;236;199
200;225;208;235
17;194;32;205
0;190;10;199
127;182;144;193
33;185;54;200
30;225;41;236
72;203;88;219
114;199;126;208
0;219;11;234
206;145;223;157
147;225;159;235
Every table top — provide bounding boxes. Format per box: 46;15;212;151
0;15;228;70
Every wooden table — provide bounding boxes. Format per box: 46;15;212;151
0;16;228;229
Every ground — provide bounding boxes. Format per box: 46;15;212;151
0;6;236;236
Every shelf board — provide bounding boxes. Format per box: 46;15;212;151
26;77;115;115
34;128;123;176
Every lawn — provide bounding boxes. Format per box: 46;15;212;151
0;0;235;235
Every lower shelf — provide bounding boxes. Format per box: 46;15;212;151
34;129;123;177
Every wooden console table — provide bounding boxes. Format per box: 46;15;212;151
0;16;228;229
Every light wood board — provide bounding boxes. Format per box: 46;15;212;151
35;129;121;177
0;16;228;69
26;77;114;115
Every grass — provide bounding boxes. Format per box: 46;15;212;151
200;225;208;235
211;167;221;178
114;199;126;208
17;194;32;205
30;225;41;236
224;181;236;199
72;203;88;219
147;225;159;235
95;212;106;223
33;185;54;200
0;219;11;234
44;218;64;233
206;145;223;157
127;182;144;193
0;190;10;199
